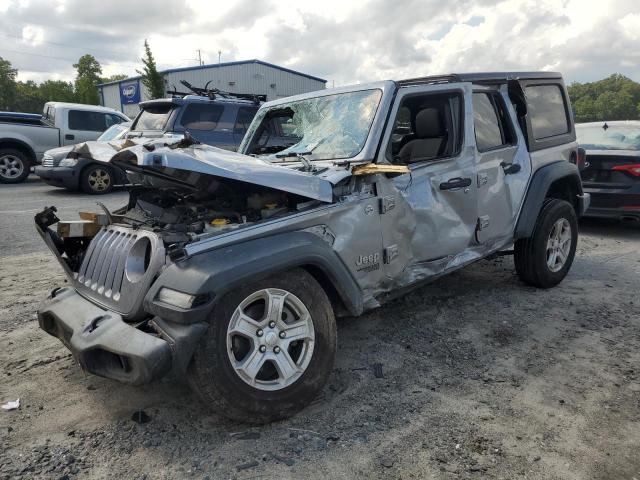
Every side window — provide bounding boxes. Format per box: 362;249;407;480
68;110;108;131
234;107;258;134
525;84;569;139
180;103;224;131
388;92;462;164
472;93;514;152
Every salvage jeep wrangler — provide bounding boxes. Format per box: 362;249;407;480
36;72;589;423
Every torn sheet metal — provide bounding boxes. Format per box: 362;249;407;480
110;143;348;203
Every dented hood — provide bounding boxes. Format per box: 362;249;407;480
107;142;351;202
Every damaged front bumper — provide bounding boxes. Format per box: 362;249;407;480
38;287;206;385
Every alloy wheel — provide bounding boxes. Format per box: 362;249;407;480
0;155;24;180
546;218;572;272
226;288;315;391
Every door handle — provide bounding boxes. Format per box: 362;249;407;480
439;177;472;190
65;134;75;141
501;162;521;175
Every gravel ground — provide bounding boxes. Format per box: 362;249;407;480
1;182;639;479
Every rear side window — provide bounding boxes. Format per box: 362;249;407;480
473;92;514;151
234;106;258;134
526;85;569;139
68;110;109;131
181;103;224;131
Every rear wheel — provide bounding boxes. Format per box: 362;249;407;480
514;198;578;288
80;164;114;194
0;148;31;183
188;268;336;423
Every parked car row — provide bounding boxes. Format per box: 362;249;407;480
0;102;129;183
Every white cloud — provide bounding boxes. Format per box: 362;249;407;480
3;0;640;85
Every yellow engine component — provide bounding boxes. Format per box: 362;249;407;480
210;218;231;227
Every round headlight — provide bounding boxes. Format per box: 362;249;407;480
125;237;152;283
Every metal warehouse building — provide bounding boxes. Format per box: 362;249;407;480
98;59;327;118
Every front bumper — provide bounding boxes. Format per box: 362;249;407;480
34;166;79;189
38;287;173;385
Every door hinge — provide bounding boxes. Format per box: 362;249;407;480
477;215;490;231
383;244;399;264
379;195;396;214
477;172;488;187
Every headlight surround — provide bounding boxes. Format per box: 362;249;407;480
155;287;209;309
59;158;78;167
156;287;197;309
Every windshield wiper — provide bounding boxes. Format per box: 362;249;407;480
274;151;314;171
275;151;312;159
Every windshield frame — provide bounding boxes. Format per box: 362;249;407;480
238;81;395;163
98;123;129;141
576;123;640;151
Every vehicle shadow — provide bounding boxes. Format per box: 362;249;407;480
579;217;640;241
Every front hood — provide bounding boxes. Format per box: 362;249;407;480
45;145;73;160
110;142;352;203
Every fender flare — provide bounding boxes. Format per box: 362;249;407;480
0;137;37;163
514;161;585;239
144;231;364;323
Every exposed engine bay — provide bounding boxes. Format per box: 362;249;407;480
118;182;312;244
35;178;320;275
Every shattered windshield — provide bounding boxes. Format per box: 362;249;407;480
242;89;382;161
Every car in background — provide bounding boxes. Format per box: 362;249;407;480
576;121;640;222
126;82;295;152
0;102;129;183
35;122;132;194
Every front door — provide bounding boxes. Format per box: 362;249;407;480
375;82;479;283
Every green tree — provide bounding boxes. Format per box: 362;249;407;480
568;74;640;122
0;57;18;110
39;80;76;103
73;54;102;105
102;74;128;83
14;81;44;113
137;40;165;99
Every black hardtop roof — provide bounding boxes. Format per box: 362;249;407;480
398;71;562;87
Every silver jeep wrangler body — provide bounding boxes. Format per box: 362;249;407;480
36;72;589;422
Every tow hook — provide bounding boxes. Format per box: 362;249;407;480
85;315;108;334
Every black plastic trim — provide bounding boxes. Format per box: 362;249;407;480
144;231;364;322
514;161;584;239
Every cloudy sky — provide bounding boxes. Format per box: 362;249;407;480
1;0;639;86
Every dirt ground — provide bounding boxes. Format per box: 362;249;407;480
1;217;639;480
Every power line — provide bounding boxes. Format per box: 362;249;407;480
0;47;77;63
1;32;131;59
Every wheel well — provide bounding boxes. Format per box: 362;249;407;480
546;176;580;213
0;140;36;164
299;264;351;318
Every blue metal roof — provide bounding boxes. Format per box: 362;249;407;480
98;59;327;87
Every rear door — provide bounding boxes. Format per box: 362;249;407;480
473;88;529;244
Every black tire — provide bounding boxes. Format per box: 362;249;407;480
514;198;578;288
188;268;337;423
80;164;114;194
0;148;31;184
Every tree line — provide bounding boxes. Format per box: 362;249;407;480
568;74;640;123
0;40;165;113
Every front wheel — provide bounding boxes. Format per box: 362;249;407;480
0;148;31;183
80;164;114;194
514;198;578;288
188;268;337;423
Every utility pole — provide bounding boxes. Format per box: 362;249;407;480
218;50;221;66
196;49;203;66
